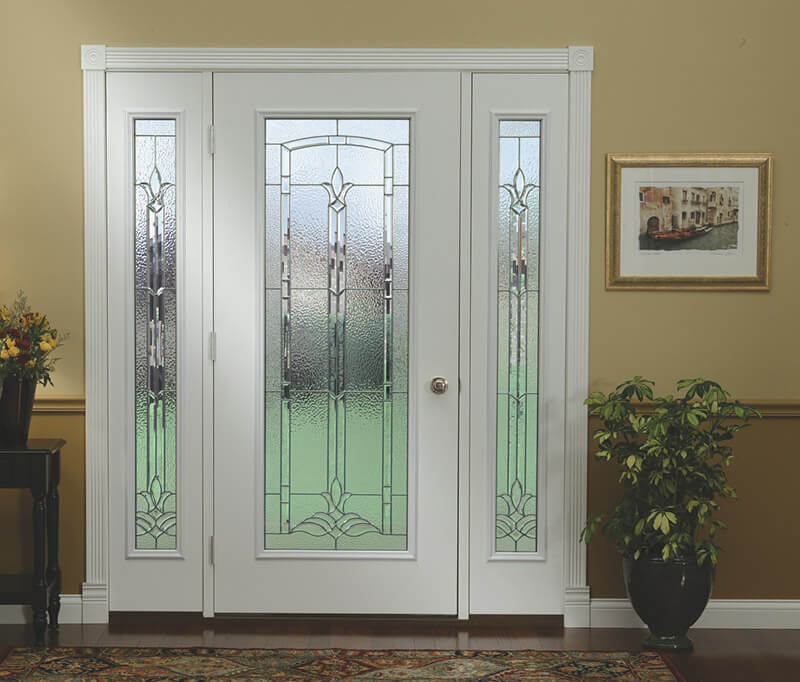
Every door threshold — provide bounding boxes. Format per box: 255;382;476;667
109;612;563;629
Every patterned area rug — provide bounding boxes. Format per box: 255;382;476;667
0;647;682;681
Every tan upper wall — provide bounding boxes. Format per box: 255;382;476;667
2;0;799;398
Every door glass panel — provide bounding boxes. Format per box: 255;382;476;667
265;119;410;551
496;119;540;553
134;118;178;550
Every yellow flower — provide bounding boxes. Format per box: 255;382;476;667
20;316;29;330
0;306;9;322
42;318;50;330
5;338;17;349
26;359;35;368
7;344;19;358
39;342;52;352
33;312;42;325
0;349;8;360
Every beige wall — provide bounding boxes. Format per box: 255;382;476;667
2;0;798;599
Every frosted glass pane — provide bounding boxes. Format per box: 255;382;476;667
134;118;178;551
393;186;409;290
393;145;409;185
288;186;330;289
290;145;337;185
337;119;409;143
338;144;384;185
264;118;410;551
498;137;519;187
496;120;540;553
265;144;281;184
135;119;176;136
345;186;385;289
499;120;540;137
266;119;337;143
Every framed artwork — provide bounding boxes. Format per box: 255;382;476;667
606;153;772;290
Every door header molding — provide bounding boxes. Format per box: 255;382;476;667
82;45;593;73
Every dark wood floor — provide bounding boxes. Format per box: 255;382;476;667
1;617;799;681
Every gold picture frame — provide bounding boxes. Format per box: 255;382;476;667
606;153;772;290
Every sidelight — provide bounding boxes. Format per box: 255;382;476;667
496;120;541;553
133;118;178;550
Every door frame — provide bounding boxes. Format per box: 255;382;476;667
82;45;594;625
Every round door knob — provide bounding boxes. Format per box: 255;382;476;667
430;376;449;395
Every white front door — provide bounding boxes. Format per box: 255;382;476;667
212;73;461;614
104;67;572;618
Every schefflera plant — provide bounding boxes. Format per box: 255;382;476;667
581;377;760;566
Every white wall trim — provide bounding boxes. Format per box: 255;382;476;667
591;598;800;629
0;595;83;625
82;64;110;624
562;51;593;626
457;72;473;621
101;48;572;72
82;45;593;622
81;45;106;71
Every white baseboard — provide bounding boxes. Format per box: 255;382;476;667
80;582;109;623
2;594;796;628
564;586;591;627
591;598;800;629
0;594;83;625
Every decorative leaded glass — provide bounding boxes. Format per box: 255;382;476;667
496;119;540;553
134;118;178;550
265;119;410;551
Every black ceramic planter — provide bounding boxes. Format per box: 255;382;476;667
0;376;37;445
623;554;713;651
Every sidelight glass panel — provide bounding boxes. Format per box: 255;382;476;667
496;120;540;553
134;118;178;550
264;118;410;551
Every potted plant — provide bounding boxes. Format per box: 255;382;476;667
581;377;759;651
0;291;67;444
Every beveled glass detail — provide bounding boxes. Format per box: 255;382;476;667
134;118;177;550
496;120;540;553
265;119;410;551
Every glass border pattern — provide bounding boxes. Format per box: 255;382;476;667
133;118;178;550
264;118;410;551
496;119;541;553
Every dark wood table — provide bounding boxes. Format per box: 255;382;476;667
0;439;65;644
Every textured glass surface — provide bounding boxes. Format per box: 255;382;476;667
496;120;540;553
134;119;178;550
265;118;410;551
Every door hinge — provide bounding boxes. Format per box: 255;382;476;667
209;536;215;565
208;125;216;155
209;331;217;362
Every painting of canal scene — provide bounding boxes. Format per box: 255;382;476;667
638;185;740;251
605;153;773;290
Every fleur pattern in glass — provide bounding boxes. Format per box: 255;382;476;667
134;118;178;550
265;119;410;550
496;120;540;553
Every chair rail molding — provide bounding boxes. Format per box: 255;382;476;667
82;45;593;623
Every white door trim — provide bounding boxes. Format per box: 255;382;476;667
82;46;593;624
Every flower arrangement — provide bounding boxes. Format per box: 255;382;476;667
0;290;67;387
